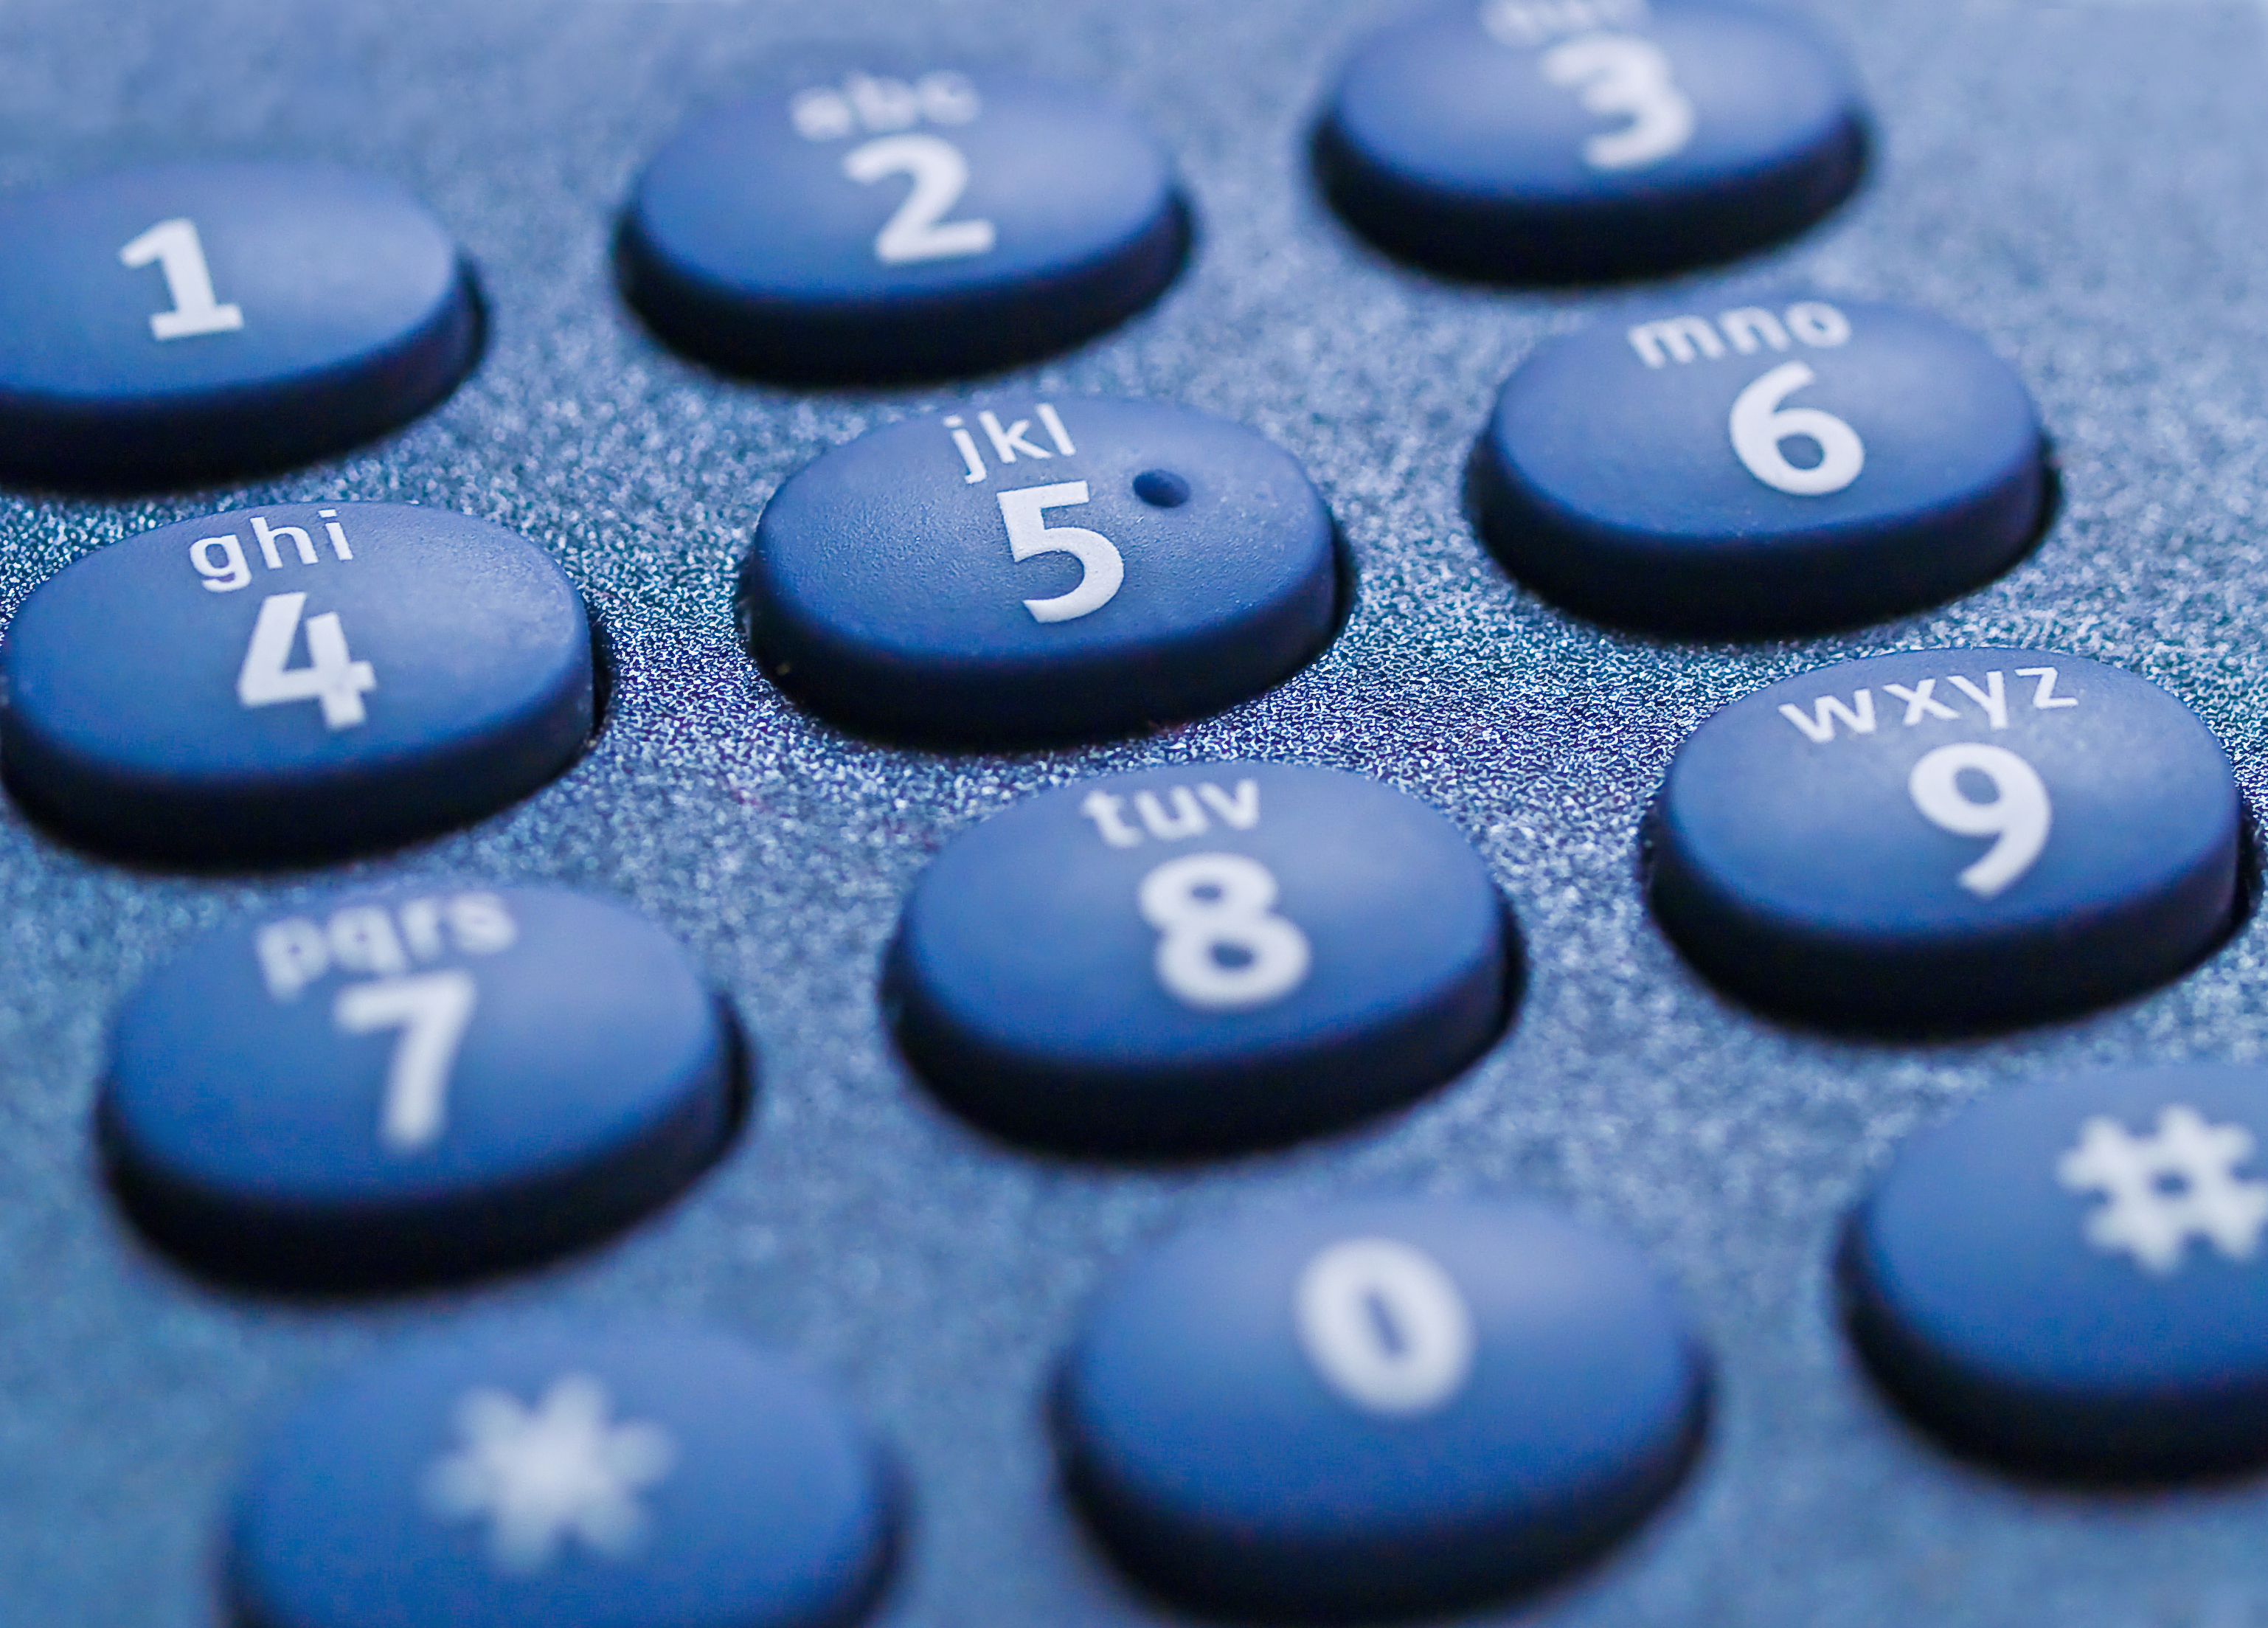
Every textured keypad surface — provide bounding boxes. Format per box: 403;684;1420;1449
10;3;2268;1628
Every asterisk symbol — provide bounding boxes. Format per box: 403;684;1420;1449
423;1374;677;1572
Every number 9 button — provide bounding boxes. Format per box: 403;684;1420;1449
1650;650;2240;1029
1472;299;2047;634
0;502;594;862
888;763;1514;1154
1057;1197;1708;1617
100;884;742;1289
620;60;1185;380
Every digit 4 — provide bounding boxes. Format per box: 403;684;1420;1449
237;591;378;730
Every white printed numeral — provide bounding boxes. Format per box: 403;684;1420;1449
1294;1237;1476;1416
1540;33;1696;172
335;970;479;1152
1138;852;1311;1011
237;592;378;730
1730;361;1865;496
999;482;1123;623
843;133;997;266
1909;742;2051;898
118;217;244;341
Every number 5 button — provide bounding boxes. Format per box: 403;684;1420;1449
1472;299;2047;635
888;763;1515;1154
620;60;1185;381
1651;651;2240;1029
100;886;742;1289
0;502;594;862
743;398;1340;745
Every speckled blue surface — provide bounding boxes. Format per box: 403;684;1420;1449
7;1;2268;1624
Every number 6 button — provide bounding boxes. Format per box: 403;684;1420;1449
0;502;594;862
887;763;1514;1154
742;399;1340;745
0;162;479;488
1057;1199;1708;1617
100;886;742;1289
620;60;1186;381
1471;299;2047;634
1651;650;2241;1029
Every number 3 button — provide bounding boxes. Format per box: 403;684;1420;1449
742;398;1341;745
887;763;1516;1154
0;502;594;862
100;886;743;1289
620;60;1186;380
1472;299;2047;634
1651;650;2241;1029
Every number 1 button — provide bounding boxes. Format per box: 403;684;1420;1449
1651;650;2241;1029
0;162;479;488
101;886;743;1289
889;763;1516;1154
619;58;1187;381
743;398;1341;744
0;502;594;862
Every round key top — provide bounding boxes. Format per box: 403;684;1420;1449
1058;1198;1708;1618
619;60;1186;381
741;398;1340;745
101;886;741;1289
231;1324;895;1628
1;502;594;863
889;762;1513;1154
1651;651;2239;1029
0;162;479;488
1315;0;1866;281
1844;1065;2268;1477
1471;299;2047;634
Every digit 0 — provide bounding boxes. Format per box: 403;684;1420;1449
1137;852;1311;1011
1908;741;2052;898
1294;1236;1476;1416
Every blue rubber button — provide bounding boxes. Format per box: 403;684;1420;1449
0;162;479;489
1651;650;2238;1029
1315;0;1866;280
888;762;1513;1154
1058;1197;1708;1618
100;885;741;1289
1844;1065;2268;1478
620;60;1185;381
230;1324;895;1628
741;398;1340;745
1471;299;2047;634
0;502;593;862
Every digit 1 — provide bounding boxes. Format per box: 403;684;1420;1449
119;218;245;341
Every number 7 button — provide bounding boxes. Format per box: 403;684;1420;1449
1650;649;2241;1029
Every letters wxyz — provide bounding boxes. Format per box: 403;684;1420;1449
1778;667;2078;744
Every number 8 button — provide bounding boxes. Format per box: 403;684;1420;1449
888;763;1516;1154
1651;650;2241;1029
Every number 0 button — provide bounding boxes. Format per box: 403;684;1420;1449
1;502;594;863
1058;1199;1708;1618
1316;0;1866;280
230;1325;895;1628
0;162;479;488
742;398;1340;745
888;763;1513;1154
1471;299;2047;634
620;60;1186;380
101;886;741;1289
1651;651;2240;1029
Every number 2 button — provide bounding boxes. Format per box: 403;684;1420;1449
0;502;594;862
741;398;1342;745
887;763;1516;1154
1472;299;2048;635
100;886;743;1289
619;60;1187;381
1650;650;2241;1029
